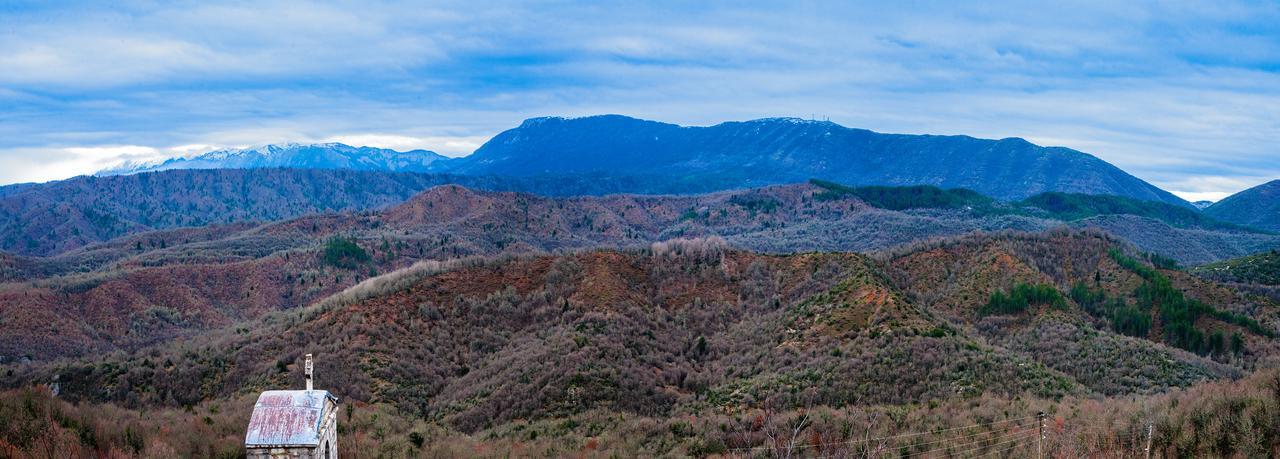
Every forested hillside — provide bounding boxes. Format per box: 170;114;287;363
1193;250;1280;286
4;164;1258;263
5;182;1278;363
5;231;1278;457
2;182;1277;457
449;115;1191;206
1205;179;1280;232
0;169;740;256
3;1;1273;457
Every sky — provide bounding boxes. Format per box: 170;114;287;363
1;1;1278;201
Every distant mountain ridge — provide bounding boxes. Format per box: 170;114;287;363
4;180;1279;361
448;115;1192;207
90;115;1190;207
0;169;751;256
97;142;451;176
1205;180;1280;232
1;169;1273;260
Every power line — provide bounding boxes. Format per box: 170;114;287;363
943;431;1037;459
902;427;1035;458
759;429;1034;459
773;426;1034;459
725;415;1038;453
973;439;1027;459
896;421;1035;451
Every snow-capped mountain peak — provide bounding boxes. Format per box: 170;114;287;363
96;142;452;176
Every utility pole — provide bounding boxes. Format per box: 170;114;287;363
1037;411;1046;459
1145;422;1153;459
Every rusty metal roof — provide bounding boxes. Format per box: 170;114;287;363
244;390;337;447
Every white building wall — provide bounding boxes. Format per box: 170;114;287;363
316;399;339;459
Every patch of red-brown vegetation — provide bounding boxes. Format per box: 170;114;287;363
0;252;365;360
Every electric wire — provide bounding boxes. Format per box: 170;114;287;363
900;427;1035;458
725;414;1038;453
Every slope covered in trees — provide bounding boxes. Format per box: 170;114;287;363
1205;179;1280;232
5;183;1279;362
9;368;1280;457
0;169;739;256
448;115;1191;206
4;231;1278;457
1193;249;1280;286
809;179;993;210
883;231;1272;395
1;168;1270;265
807;179;1259;236
1018;192;1248;231
11;243;1071;425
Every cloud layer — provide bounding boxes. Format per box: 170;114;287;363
1;1;1277;199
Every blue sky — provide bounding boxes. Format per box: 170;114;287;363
1;1;1277;200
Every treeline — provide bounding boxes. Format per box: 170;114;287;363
1069;282;1154;338
1018;192;1244;231
808;179;1258;239
0;169;754;257
979;282;1067;316
1108;249;1266;355
1192;249;1280;286
0;386;246;458
321;237;370;269
8;367;1280;458
810;179;992;210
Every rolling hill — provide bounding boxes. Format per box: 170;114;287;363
0;169;451;256
1193;249;1280;286
2;167;1247;261
0;169;739;257
2;178;1279;457
1205;179;1280;232
5;231;1277;457
4;182;1277;363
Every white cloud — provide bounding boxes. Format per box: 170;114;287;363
0;146;155;184
1169;191;1232;203
0;2;453;89
0;1;1277;198
0;144;234;184
0;133;488;184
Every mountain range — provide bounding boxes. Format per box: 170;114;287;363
1;181;1277;456
91;115;1191;207
5;180;1278;363
96;143;450;176
6;225;1276;456
2;167;1275;262
88;114;1280;235
0;169;767;257
3;114;1279;457
449;115;1191;206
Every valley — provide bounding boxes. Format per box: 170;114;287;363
6;3;1277;457
2;170;1279;457
4;180;1278;363
0;120;1274;457
4;228;1279;457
